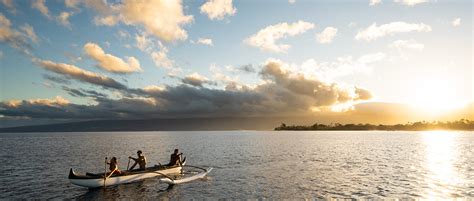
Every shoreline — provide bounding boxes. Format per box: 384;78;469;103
274;119;474;131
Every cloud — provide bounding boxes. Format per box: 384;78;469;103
3;99;471;126
452;18;461;27
142;85;166;93
0;95;167;120
0;13;32;54
2;56;374;121
182;73;211;87
229;64;256;73
43;74;71;85
93;15;120;26
1;0;16;13
258;58;372;110
355;21;431;41
0;98;104;119
84;42;142;73
207;64;255;88
288;0;296;4
34;58;127;90
19;24;39;44
61;87;88;97
118;0;193;42
369;0;382;6
135;33;154;52
244;20;315;53
57;12;74;27
63;0;193;42
200;0;237;20
299;53;386;81
389;39;424;51
134;33;179;74
79;0;193;42
31;1;75;27
208;64;239;85
151;47;174;69
316;27;337;44
1;13;15;35
62;86;107;99
31;0;51;19
194;38;213;46
83;0;111;14
29;96;70;106
118;30;130;38
394;0;428;6
3;96;69;109
64;0;80;8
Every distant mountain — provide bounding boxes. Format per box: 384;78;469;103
2;102;472;133
0;117;319;133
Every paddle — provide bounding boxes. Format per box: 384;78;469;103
105;169;116;179
103;157;107;188
126;157;131;171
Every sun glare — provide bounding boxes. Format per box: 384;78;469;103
422;131;462;198
409;77;465;113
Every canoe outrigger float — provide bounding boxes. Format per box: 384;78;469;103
69;158;212;188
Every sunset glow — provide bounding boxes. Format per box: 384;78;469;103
1;1;473;200
409;77;466;113
422;131;462;198
0;0;472;127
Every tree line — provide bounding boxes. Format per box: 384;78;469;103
274;119;474;131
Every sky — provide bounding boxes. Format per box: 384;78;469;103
0;0;472;127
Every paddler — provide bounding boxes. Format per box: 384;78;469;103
167;149;183;166
129;150;147;171
106;157;122;175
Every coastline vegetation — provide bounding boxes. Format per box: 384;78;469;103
274;119;474;131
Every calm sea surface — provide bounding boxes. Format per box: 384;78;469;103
0;131;473;199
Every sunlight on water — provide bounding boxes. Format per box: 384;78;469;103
1;131;473;199
422;131;460;198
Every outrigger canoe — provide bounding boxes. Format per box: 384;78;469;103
69;159;186;188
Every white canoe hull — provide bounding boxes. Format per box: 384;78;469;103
69;166;182;188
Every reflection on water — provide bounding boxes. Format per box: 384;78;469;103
74;181;176;200
0;131;473;199
423;131;461;198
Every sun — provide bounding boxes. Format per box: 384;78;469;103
409;77;465;113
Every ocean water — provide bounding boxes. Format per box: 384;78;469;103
0;131;473;199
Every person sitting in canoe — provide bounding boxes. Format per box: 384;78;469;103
106;157;122;175
167;149;183;166
128;150;147;171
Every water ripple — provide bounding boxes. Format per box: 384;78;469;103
0;131;472;199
